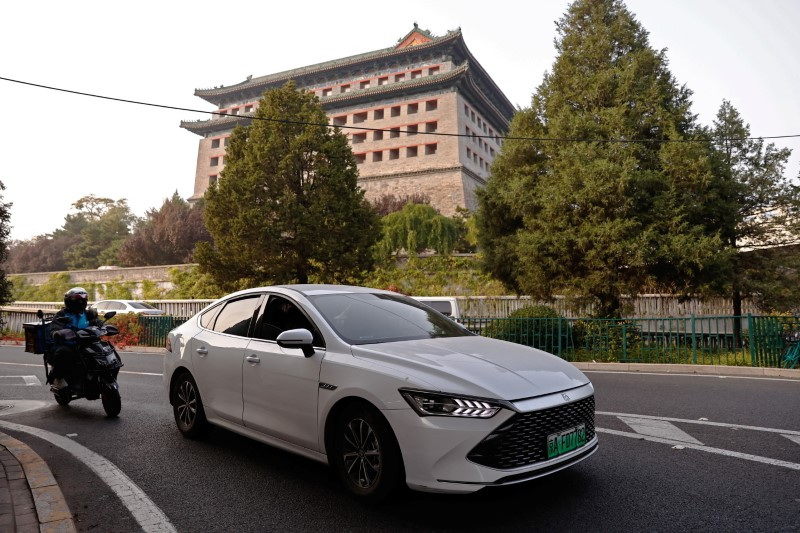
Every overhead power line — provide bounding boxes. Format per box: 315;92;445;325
2;76;799;144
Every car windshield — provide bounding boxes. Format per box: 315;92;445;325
309;292;472;345
129;302;157;309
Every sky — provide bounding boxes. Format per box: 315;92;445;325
2;0;799;241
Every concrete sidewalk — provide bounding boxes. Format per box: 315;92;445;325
0;431;75;533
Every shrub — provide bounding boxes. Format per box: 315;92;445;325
105;313;141;349
483;305;566;353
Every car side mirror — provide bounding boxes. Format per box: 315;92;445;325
276;328;315;358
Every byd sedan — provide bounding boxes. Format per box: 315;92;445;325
164;285;597;501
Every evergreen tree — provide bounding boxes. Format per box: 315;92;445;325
478;0;723;317
710;100;800;316
196;82;380;287
0;182;13;304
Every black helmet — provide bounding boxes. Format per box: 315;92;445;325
64;287;89;314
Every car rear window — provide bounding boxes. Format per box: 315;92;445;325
309;293;471;345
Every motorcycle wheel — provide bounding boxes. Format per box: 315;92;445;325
53;389;71;406
101;388;121;418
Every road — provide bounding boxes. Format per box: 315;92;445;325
1;346;798;532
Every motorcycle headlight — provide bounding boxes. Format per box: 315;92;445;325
400;389;503;418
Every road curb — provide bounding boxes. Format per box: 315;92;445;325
572;361;800;379
0;431;76;533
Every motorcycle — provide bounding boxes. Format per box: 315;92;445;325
29;309;124;417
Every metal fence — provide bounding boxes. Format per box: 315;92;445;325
462;315;800;367
4;305;797;368
135;316;188;347
11;294;758;319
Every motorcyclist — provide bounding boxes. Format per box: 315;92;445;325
49;287;101;390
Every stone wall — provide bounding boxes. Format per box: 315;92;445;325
13;264;194;299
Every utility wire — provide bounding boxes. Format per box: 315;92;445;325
2;76;799;144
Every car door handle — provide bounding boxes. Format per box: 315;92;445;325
245;355;260;364
196;347;208;356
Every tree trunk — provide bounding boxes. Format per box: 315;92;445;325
732;285;743;347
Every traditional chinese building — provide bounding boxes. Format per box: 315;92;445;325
180;25;515;215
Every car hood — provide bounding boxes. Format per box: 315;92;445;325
350;336;589;401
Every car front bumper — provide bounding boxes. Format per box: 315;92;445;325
384;383;597;494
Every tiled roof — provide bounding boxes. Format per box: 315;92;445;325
180;63;511;136
194;30;462;104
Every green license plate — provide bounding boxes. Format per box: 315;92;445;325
547;424;587;459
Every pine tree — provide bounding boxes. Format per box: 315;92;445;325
710;100;800;317
478;0;723;317
196;82;380;287
0;182;12;304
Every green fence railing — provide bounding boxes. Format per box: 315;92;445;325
462;315;800;367
126;314;799;368
135;316;188;348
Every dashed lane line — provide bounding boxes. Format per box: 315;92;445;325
596;427;800;471
0;375;42;386
0;419;177;533
617;416;703;445
597;411;800;436
0;361;162;376
783;434;800;446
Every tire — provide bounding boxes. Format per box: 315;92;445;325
101;388;122;418
332;403;403;503
172;372;209;438
53;389;71;406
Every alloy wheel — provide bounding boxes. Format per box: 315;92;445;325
177;380;198;428
341;417;381;489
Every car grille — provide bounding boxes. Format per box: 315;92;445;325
467;395;595;469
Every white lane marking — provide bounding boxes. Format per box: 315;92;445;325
584;370;800;383
0;375;42;386
0;361;162;376
598;411;800;436
783;434;800;446
0;420;177;533
618;416;703;445
597;427;800;471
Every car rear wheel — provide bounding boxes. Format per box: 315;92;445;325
173;372;209;438
332;403;403;502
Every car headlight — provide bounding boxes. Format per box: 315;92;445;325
399;389;503;418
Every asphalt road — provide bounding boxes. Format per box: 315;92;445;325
1;346;798;532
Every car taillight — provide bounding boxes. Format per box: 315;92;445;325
166;337;172;352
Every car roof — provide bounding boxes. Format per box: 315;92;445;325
222;284;394;300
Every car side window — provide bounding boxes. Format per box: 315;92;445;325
111;302;126;311
212;295;262;337
254;295;323;346
199;304;223;329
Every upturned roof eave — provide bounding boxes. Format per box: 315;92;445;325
193;30;463;106
180;63;512;137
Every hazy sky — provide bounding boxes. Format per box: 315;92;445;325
2;0;799;241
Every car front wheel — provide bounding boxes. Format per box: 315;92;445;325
332;403;403;502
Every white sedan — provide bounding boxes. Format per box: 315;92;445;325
90;300;165;316
164;285;597;501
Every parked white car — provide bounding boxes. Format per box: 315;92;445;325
90;300;165;316
164;285;596;501
411;296;461;320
